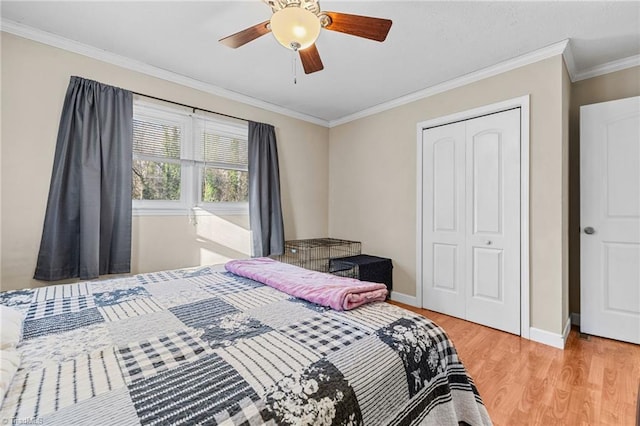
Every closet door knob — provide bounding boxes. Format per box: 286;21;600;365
486;240;492;245
584;227;595;235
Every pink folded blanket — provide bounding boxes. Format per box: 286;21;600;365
225;257;388;311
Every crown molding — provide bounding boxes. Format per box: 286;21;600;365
329;40;570;127
0;19;330;128
572;54;640;82
4;19;638;129
562;39;578;81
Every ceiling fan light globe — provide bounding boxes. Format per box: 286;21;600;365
270;7;320;50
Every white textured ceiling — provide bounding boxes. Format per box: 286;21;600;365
2;1;639;123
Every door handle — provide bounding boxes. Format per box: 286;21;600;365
584;226;595;235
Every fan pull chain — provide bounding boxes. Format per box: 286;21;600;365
292;49;297;84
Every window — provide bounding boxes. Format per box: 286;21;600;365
132;108;186;204
197;119;249;204
132;102;249;215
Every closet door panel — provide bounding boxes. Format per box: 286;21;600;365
422;122;466;318
433;138;457;232
465;109;521;335
472;131;502;235
472;247;503;301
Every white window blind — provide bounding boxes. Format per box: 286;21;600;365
133;119;182;160
201;133;248;167
197;117;248;166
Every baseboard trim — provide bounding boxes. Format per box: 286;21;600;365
571;312;581;327
389;291;420;307
529;316;571;349
529;327;565;349
563;316;572;345
390;292;574;350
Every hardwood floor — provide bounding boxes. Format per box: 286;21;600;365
390;302;640;426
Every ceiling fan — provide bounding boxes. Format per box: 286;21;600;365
219;0;392;74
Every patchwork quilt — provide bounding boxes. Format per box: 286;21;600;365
0;266;491;425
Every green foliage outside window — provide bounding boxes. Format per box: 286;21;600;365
202;168;248;202
132;160;181;200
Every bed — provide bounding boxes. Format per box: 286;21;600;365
0;263;491;425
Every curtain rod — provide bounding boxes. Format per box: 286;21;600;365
130;90;253;124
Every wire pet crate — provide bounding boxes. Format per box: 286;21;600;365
271;238;361;273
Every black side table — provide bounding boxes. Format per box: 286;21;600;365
329;254;393;295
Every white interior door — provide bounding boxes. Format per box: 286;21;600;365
422;109;521;334
422;121;466;319
464;110;521;335
581;96;640;345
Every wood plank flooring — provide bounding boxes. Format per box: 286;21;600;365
390;302;640;426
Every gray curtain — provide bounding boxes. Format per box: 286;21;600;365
248;121;285;257
34;76;133;281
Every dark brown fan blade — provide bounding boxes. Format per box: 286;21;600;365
299;43;324;74
219;20;271;48
323;12;392;42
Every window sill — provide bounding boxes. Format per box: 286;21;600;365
132;203;248;217
194;204;249;216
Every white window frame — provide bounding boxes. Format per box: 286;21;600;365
194;115;249;214
132;101;249;216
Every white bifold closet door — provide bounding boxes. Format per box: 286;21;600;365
422;108;521;335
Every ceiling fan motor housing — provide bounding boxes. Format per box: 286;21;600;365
264;0;321;15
